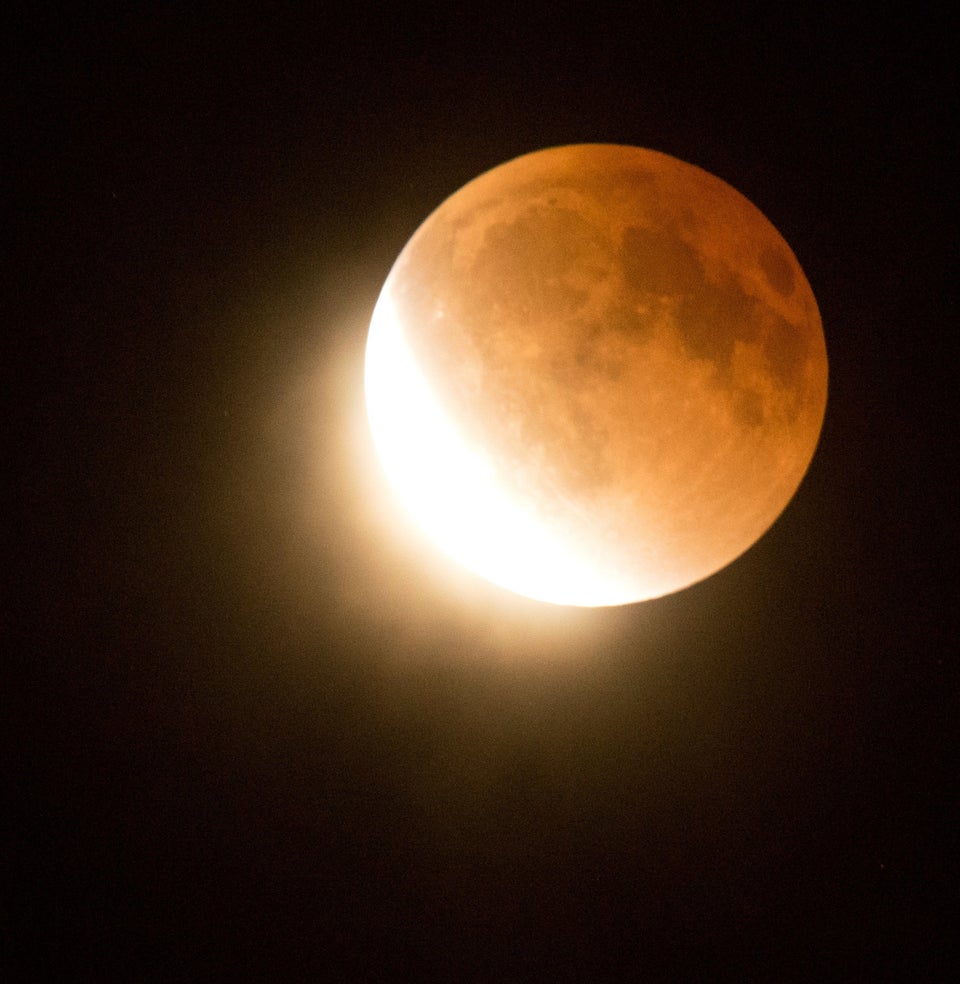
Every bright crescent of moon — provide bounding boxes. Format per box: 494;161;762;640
364;145;828;607
365;289;642;606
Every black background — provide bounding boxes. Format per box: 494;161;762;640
6;3;956;980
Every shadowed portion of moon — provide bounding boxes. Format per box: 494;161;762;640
369;145;827;605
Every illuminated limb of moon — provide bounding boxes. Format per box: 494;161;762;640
365;290;641;606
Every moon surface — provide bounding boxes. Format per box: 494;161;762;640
365;145;827;607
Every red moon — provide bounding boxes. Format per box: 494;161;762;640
365;145;828;606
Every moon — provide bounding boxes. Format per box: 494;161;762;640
364;145;827;607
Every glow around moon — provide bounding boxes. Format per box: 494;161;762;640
365;145;827;607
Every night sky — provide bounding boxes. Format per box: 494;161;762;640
7;4;956;980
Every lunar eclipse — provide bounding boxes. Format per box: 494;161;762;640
366;144;828;606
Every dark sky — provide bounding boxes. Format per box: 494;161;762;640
7;4;956;980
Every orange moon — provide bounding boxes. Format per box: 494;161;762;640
365;145;827;607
